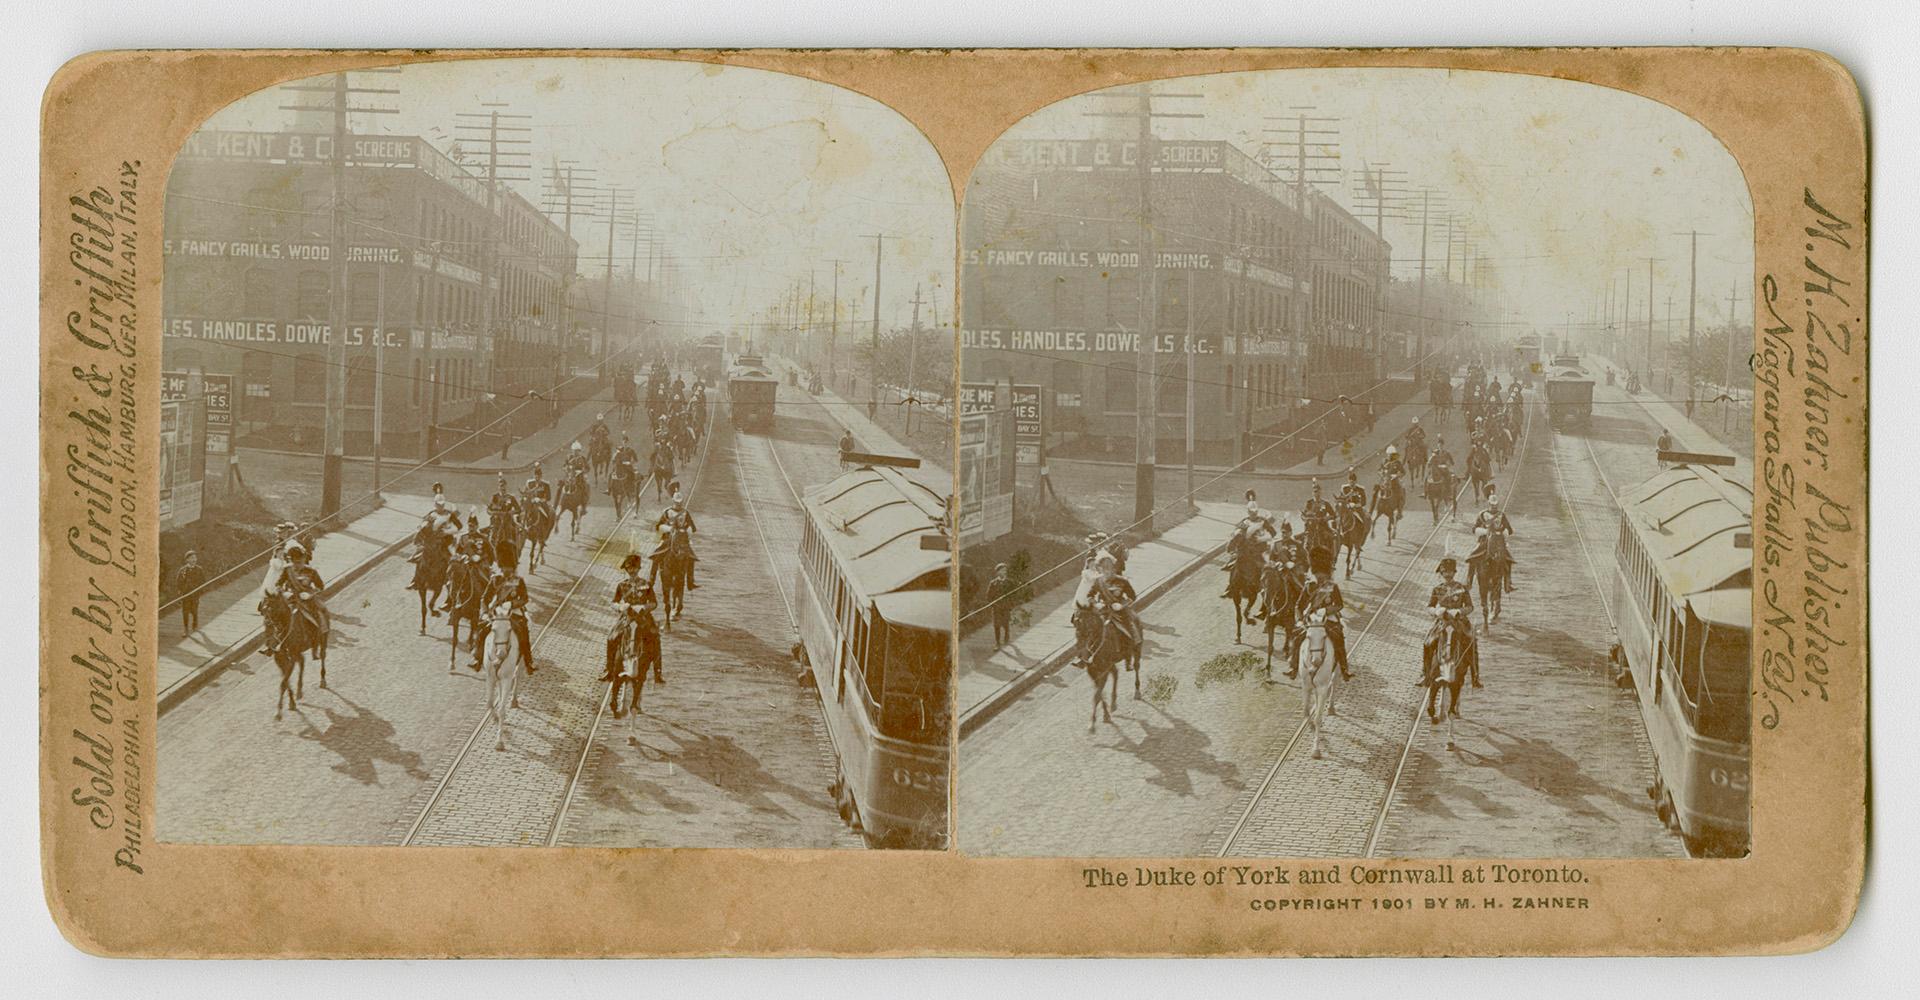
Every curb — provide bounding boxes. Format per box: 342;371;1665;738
156;519;421;715
957;531;1231;740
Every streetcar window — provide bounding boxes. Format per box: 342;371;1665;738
1686;610;1752;743
861;612;886;708
877;622;952;744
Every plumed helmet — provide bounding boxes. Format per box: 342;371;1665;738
1437;556;1458;575
621;552;645;572
572;441;583;451
284;541;308;559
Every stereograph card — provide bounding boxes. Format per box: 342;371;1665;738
38;47;1867;956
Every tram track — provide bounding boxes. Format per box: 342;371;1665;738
394;370;707;848
1211;393;1538;858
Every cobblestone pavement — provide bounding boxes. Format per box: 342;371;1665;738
553;377;861;850
962;395;1690;859
157;445;649;845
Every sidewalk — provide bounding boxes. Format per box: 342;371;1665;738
1584;354;1752;476
767;355;950;480
157;492;437;705
957;499;1241;735
236;386;620;478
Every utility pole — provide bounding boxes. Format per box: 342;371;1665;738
1724;282;1744;434
1676;229;1707;416
372;266;385;495
454;103;531;458
863;233;891;418
277;70;396;519
1416;189;1430;380
826;258;844;383
1645;257;1658;384
906;283;923;434
1086;86;1201;523
599;187;628;373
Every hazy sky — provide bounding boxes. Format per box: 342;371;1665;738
200;57;957;333
994;67;1755;335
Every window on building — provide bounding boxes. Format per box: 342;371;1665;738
1104;361;1136;413
243;268;276;317
349;271;379;324
294;354;326;403
347;356;374;406
295;271;329;320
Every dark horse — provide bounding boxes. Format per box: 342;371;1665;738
1304;515;1338;582
651;531;694;625
261;590;329;720
1404;434;1429;485
1336;502;1369;578
608;461;641;519
1424;607;1478;751
519;499;554;573
488;514;522;573
558;470;589;540
1371;477;1405;543
408;520;454;635
1224;533;1265;643
443;555;487;673
589;435;613;484
1072;605;1140;732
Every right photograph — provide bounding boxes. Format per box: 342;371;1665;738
955;68;1754;861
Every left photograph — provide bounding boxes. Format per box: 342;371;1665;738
153;58;957;849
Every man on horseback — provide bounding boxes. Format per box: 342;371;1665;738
1338;469;1367;512
487;473;522;526
1421;557;1477;689
601;552;663;685
1381;444;1404;483
1472;493;1518;594
613;433;640;474
1302;480;1335;537
589;413;610;453
649;442;676;500
655;488;699;590
1075;552;1141;663
1406;417;1427;454
1300;557;1354;681
271;540;329;645
565;441;590;481
259;521;299;655
522;463;554;521
469;564;533;674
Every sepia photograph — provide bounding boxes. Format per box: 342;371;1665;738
956;68;1756;860
151;57;957;850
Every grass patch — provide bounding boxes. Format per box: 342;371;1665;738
1141;673;1179;705
1194;650;1265;691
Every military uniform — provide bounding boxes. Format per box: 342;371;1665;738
1300;577;1352;678
271;560;330;644
471;571;533;672
1302;495;1335;536
1381;454;1405;482
656;503;699;587
1423;578;1476;686
1337;482;1368;516
603;574;662;682
1472;508;1517;591
564;451;590;479
487;489;521;526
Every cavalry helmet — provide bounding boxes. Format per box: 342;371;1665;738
572;441;583;452
284;541;308;559
1386;445;1398;456
620;552;645;572
1436;556;1458;575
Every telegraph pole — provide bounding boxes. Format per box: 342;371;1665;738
1676;229;1707;415
863;233;892;417
1085;86;1201;522
600;187;629;372
1416;189;1430;380
543;160;597;375
1645;257;1658;384
278;70;396;518
906;283;924;434
1724;282;1744;434
826;258;845;383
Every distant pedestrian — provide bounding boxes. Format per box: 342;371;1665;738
1655;429;1675;468
986;563;1014;648
226;450;244;490
175;550;205;635
839;430;856;464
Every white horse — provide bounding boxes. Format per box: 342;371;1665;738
1296;608;1341;759
481;603;526;751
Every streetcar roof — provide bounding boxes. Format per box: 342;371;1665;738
1688;587;1752;630
806;466;950;595
872;590;953;633
1623;465;1754;597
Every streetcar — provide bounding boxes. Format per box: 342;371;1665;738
791;463;952;848
1513;333;1544;385
728;357;779;432
1609;462;1752;856
689;334;726;387
1544;369;1594;429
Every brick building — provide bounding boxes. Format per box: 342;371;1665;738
960;136;1389;464
161;129;578;460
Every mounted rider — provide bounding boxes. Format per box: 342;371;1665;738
1405;417;1428;453
258;521;300;655
487;473;522;527
469;563;534;674
649;441;676;498
267;539;329;654
613;433;640;474
1301;480;1336;539
655;486;700;589
1223;494;1275;597
564;441;591;480
601;552;663;685
1428;436;1455;481
1300;555;1354;681
1337;469;1368;515
1084;531;1127;576
522;463;555;522
1380;445;1405;483
1075;551;1140;664
1471;493;1518;593
588;413;611;451
1260;521;1308;633
1421;557;1477;687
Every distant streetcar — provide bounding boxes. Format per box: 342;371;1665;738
792;463;952;848
1513;333;1544;384
1609;462;1752;856
728;356;779;432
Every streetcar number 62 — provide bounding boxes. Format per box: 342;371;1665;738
1708;768;1749;792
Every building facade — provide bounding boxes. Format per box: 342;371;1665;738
161;129;578;461
960;137;1390;464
